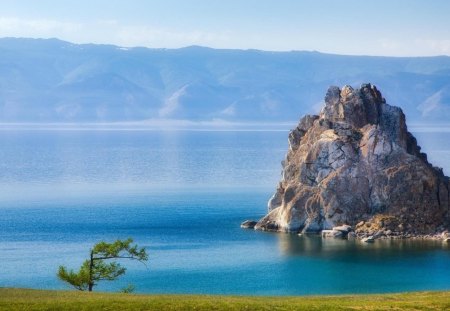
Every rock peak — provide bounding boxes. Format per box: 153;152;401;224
255;84;450;238
322;83;388;129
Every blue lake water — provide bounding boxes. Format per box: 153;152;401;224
0;128;450;295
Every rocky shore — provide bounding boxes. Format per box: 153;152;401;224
243;84;450;241
324;222;450;242
242;220;450;243
242;218;450;242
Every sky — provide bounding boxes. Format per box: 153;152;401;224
0;0;450;56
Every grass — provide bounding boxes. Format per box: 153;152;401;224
0;288;449;311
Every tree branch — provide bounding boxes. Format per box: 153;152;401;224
92;256;147;266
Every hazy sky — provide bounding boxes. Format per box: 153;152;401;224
1;0;450;56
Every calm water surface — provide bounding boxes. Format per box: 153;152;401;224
0;129;449;295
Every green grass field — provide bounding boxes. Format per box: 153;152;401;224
0;288;449;310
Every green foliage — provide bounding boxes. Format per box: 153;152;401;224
91;238;148;261
57;238;148;292
57;262;90;291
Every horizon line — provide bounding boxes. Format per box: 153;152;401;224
2;36;450;59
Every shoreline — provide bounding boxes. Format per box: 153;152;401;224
242;220;450;242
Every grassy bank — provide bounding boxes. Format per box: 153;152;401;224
0;288;449;310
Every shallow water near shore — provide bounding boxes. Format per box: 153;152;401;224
0;129;449;295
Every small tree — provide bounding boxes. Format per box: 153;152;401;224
58;238;148;292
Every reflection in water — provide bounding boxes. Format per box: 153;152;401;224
277;233;450;258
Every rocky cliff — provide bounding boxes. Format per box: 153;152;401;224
255;84;450;238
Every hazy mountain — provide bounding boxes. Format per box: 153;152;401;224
1;37;450;125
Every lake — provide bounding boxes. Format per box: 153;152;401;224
0;128;449;295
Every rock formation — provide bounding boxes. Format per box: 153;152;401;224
255;84;450;238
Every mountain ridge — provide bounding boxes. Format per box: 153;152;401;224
1;37;450;124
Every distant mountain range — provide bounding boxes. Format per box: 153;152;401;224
1;37;450;126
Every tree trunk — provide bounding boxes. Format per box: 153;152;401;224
88;250;94;292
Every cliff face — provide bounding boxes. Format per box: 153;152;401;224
255;84;450;236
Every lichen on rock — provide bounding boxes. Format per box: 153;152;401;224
254;84;450;237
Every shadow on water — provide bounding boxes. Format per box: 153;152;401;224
276;233;450;260
266;233;450;295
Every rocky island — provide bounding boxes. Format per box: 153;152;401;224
245;84;450;241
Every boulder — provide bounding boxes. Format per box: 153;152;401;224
240;220;257;229
255;84;450;237
362;236;375;243
333;225;353;233
321;229;344;238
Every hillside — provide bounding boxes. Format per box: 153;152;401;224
1;38;450;124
